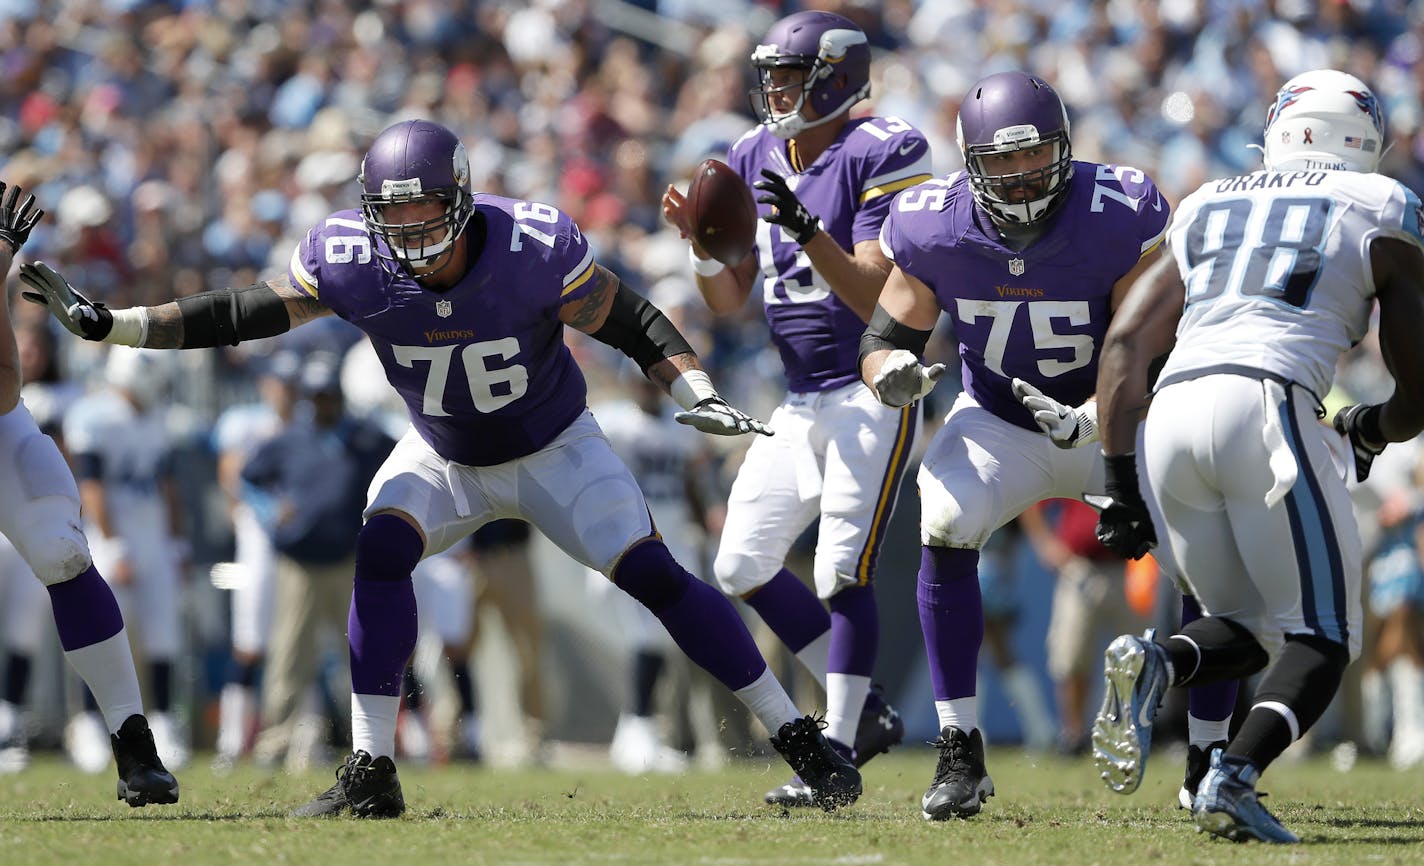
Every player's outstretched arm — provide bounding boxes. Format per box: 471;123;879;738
563;263;770;436
0;180;45;412
21;265;329;349
858;264;943;407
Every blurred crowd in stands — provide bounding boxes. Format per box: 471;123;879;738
2;0;1423;773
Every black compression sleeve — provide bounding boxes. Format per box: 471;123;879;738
858;304;933;371
175;283;291;348
589;281;694;371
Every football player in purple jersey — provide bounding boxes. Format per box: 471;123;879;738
662;9;932;807
0;181;178;806
23;120;862;816
860;71;1237;819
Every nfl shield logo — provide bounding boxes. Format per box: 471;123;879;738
435;299;453;318
1008;258;1025;276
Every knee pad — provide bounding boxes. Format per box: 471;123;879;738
355;514;425;580
712;547;770;597
917;466;996;548
613;539;692;613
11;497;91;586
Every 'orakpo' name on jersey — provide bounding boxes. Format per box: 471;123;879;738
1155;169;1424;402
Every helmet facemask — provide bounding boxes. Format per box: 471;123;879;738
960;123;1073;226
360;181;472;280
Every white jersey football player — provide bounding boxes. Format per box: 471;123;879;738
0;180;177;804
64;346;190;769
1087;70;1424;844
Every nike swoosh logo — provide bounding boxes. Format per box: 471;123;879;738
1137;681;1156;728
898;142;918;156
1151;193;1164;212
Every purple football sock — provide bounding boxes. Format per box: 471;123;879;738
742;567;831;654
827;583;878;677
348;515;423;696
1181;594;1238;722
917;546;983;701
617;541;767;691
46;565;124;651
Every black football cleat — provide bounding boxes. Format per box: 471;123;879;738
922;726;994;820
112;714;180;807
768;716;861;812
1180;740;1228;809
765;685;905;807
292;750;406;818
853;684;905;766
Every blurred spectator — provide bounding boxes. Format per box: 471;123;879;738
209;350;302;771
241;353;395;771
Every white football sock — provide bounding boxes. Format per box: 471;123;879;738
732;667;801;734
824;673;870;746
794;631;830;691
936;696;978;735
64;630;143;733
351;693;401;760
1187;713;1231;749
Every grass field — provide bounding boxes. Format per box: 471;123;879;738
1;746;1421;866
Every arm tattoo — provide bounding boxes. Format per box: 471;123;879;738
563;266;617;334
143;302;185;349
646;353;701;390
271;276;329;326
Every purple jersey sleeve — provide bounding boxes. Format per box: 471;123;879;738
883;163;1170;430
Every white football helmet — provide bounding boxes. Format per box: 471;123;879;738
1262;69;1384;173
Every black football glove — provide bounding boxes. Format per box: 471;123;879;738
18;261;115;341
753;169;820;245
1334;403;1387;483
1084;453;1157;560
0;181;43;254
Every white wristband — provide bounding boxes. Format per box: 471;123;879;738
669;369;719;411
688;247;726;277
108;307;150;347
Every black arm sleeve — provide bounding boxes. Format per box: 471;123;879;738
174;283;292;348
588;280;695;372
858;304;933;371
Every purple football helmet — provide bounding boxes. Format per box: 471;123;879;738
956;72;1074;225
359;119;474;279
748;10;871;139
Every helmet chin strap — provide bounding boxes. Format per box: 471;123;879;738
389;222;459;267
766;87;868;140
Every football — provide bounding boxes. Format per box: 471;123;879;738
687;158;758;266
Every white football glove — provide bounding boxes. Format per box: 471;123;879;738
675;397;773;437
871;349;945;408
1011;377;1098;449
